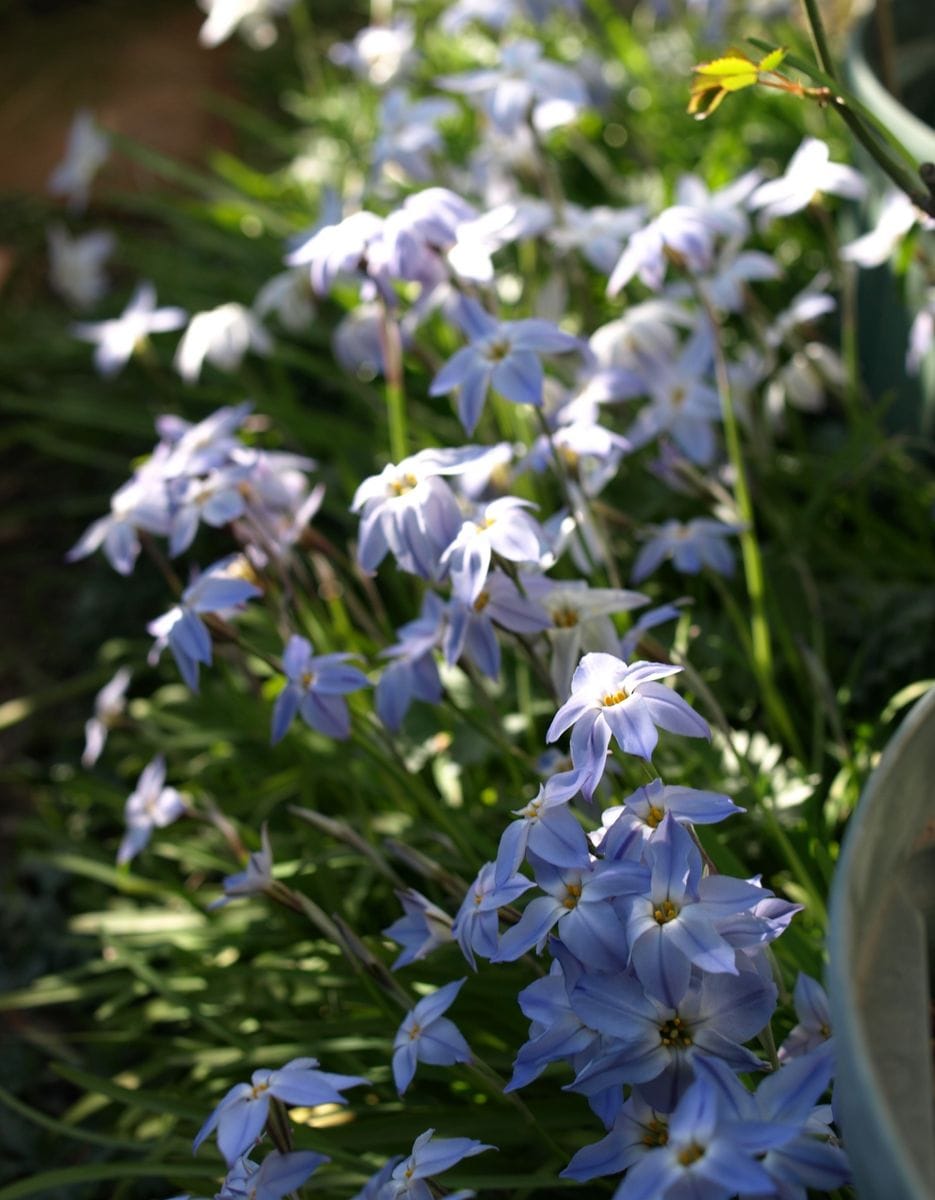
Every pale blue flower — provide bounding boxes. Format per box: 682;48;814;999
632;519;739;583
594;778;742;861
67;457;171;576
392;978;472;1094
71;282;187;376
117;755;186;865
148;556;262;692
607;1067;779;1199
430;305;580;434
441;496;542;603
748;137;866;226
778;973;833;1062
352;445;489;579
271;634;369;742
452;861;533;969
377;1128;495;1200
215;1150;329;1200
567;965;775;1111
493;768;590;886
383;888;454;970
492;857;647;969
210;824;274;909
539;580;649;698
193;1057;367;1164
48;109;109;211
546;652;710;797
437;38;588;136
288;210;385;296
373;91;459;182
443;568;552;680
376;593;446;731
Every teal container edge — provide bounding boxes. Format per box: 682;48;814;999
827;685;935;1199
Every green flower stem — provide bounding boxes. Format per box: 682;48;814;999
700;297;804;762
380;307;409;463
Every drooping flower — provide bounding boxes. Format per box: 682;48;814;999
778;972;833;1062
383;888;454;970
392;978;472;1094
270;634;369;742
546;652;710;798
82;666;132;768
210;824;275;908
174;303;272;383
117;755;186;866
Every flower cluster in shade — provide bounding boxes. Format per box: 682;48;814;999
379;651;848;1197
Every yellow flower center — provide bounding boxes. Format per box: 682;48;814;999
250;1081;270;1100
390;472;418;496
654;900;679;925
641;1118;669;1148
678;1143;706;1167
562;882;583;910
658;1015;692;1048
484;337;511;362
552;606;579;628
474;590;491;612
601;688;629;707
301;671;316;688
645;804;665;829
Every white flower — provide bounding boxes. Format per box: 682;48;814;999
840;189;923;268
748;137;866;226
72;282;187;376
329;21;415;87
47;224;114;310
48;110;109;211
198;0;296;49
254;269;315;334
174;303;272;383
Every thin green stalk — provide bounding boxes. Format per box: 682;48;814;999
380;307;408;462
700;298;803;760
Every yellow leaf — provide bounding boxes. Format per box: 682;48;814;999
757;46;787;73
688;44;788;119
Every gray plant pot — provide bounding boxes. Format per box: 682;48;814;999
827;685;935;1199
